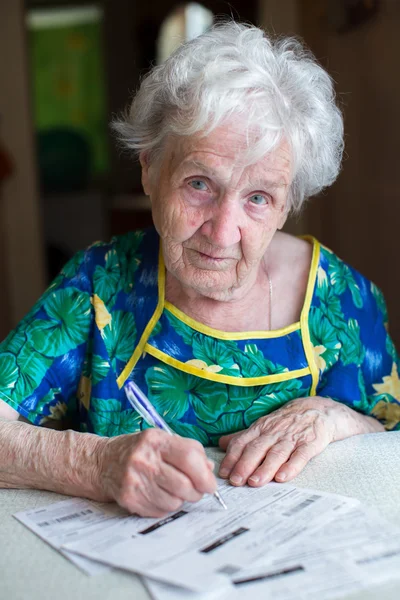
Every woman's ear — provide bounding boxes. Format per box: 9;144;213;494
139;151;151;196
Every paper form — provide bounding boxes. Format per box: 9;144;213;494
145;505;400;600
14;483;400;600
62;479;358;591
14;498;127;575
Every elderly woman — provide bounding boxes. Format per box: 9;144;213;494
0;23;399;517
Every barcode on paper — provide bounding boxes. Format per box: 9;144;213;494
283;495;321;517
37;508;93;527
356;548;400;565
217;565;241;576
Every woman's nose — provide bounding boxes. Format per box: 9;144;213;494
200;199;241;248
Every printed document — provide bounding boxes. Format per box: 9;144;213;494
61;479;358;591
145;505;400;600
14;484;400;599
14;498;126;575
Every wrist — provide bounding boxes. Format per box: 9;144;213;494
329;401;385;441
61;429;111;501
295;396;385;441
91;434;116;502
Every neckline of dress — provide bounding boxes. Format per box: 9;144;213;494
159;235;320;340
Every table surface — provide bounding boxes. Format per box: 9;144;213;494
1;431;400;600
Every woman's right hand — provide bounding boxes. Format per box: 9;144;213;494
97;429;217;517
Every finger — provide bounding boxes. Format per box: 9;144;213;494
227;436;280;486
130;500;174;519
274;442;324;483
218;430;244;451
247;440;296;486
163;438;217;495
140;480;185;515
117;476;184;517
218;428;260;480
156;462;204;503
128;504;168;519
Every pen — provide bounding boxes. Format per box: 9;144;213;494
124;380;227;510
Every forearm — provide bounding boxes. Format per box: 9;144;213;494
0;419;110;500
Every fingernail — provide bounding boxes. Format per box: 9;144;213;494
230;474;243;485
277;471;287;481
249;475;260;484
219;468;229;478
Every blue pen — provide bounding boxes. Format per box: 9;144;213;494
124;380;227;510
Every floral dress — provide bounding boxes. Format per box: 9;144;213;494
0;228;399;444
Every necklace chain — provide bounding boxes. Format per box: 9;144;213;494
266;270;273;330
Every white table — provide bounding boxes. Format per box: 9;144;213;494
1;431;400;600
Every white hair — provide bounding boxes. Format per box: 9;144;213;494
113;21;344;213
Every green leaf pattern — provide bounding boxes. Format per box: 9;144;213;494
102;311;136;371
145;365;224;422
370;282;388;323
352;370;370;414
165;310;195;346
116;231;144;293
244;378;305;426
0;353;19;394
316;267;344;323
2;229;397;442
90;397;142;436
25;289;92;357
323;248;363;308
337;319;365;367
28;387;64;424
192;334;239;375
145;337;306;438
313;251;365;372
168;421;210;445
93;249;120;306
91;354;111;385
309;306;341;373
61;250;85;279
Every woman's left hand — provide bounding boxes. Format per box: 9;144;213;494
218;396;384;486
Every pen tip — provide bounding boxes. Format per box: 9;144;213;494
214;491;227;510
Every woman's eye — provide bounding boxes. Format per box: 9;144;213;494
249;194;268;206
189;180;208;191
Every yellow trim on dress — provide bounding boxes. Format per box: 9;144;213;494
164;301;300;340
299;236;320;396
117;233;321;392
117;245;166;389
145;343;311;387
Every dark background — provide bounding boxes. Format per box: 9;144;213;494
1;0;399;346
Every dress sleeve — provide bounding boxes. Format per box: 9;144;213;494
0;250;94;426
359;285;400;430
310;251;400;431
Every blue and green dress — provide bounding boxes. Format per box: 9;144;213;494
0;228;399;444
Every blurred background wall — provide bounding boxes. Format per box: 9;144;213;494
0;0;399;345
0;0;46;340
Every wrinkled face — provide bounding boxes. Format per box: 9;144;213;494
141;124;291;301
